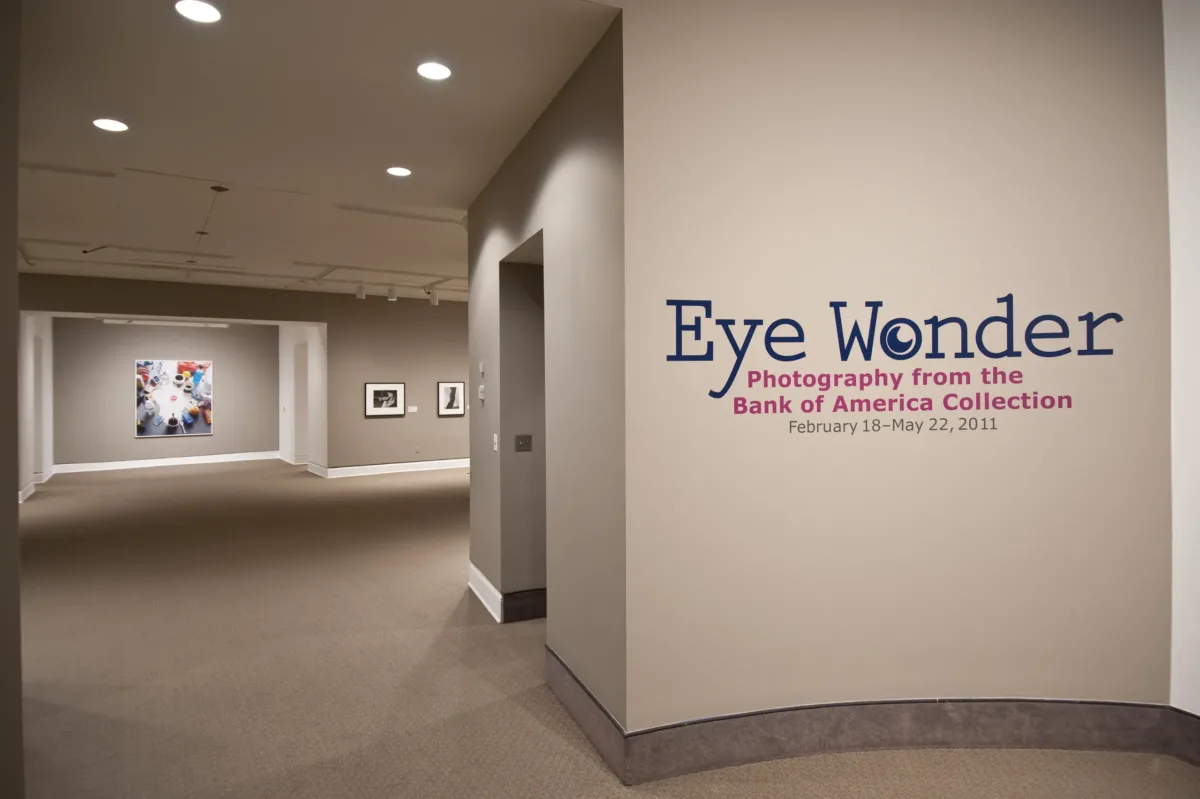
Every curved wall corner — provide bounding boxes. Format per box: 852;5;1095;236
621;0;1171;735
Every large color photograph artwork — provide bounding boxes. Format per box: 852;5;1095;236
136;359;214;437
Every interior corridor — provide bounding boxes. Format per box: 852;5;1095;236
18;463;1200;799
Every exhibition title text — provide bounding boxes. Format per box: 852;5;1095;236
665;295;1122;413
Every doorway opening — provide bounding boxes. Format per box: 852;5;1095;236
498;231;546;622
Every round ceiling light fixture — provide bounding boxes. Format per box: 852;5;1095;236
92;118;129;132
175;0;222;23
386;166;412;177
417;62;451;81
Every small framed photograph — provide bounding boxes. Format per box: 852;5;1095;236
365;383;405;418
438;381;466;417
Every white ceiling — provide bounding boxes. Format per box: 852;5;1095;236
17;0;618;300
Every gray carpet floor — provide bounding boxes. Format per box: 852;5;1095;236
18;461;1200;798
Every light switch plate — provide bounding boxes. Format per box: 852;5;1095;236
478;384;485;400
493;433;499;452
407;406;418;412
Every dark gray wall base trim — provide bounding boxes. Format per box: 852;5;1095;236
501;588;546;623
544;646;626;771
544;647;1200;785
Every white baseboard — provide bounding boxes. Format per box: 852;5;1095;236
54;451;282;474
468;562;503;623
17;484;35;504
33;468;54;484
307;463;329;478
319;458;470;479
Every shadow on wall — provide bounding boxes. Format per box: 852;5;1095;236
466;16;626;726
473;140;621;267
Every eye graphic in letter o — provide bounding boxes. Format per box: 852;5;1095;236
881;318;922;360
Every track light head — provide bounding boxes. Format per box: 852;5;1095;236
387;286;397;302
355;284;366;300
422;278;451;304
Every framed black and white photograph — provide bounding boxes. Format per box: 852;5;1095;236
364;382;405;418
437;381;466;417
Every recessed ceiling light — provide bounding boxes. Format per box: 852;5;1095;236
386;166;412;177
417;62;451;81
175;0;221;23
92;118;129;132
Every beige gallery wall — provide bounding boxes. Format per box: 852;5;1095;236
324;299;468;468
53;318;279;464
621;0;1172;731
468;19;627;721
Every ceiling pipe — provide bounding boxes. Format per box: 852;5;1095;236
291;260;463;282
22;258;467;289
